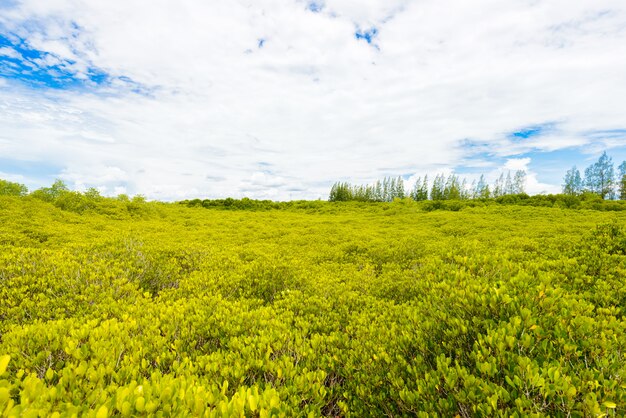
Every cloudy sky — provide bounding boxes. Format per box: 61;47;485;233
1;0;626;200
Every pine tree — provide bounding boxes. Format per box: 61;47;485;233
395;176;405;199
410;177;422;201
420;175;429;200
386;176;398;200
410;176;428;201
374;180;383;202
431;174;445;200
382;177;391;202
328;182;353;201
444;175;461;200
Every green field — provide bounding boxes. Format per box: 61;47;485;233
0;196;625;417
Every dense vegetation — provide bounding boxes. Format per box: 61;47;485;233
1;192;625;417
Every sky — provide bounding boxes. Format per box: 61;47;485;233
1;0;626;201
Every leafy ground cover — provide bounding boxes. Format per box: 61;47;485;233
0;196;625;416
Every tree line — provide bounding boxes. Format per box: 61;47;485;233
0;179;148;215
2;150;625;206
562;151;626;199
329;171;527;202
329;151;626;203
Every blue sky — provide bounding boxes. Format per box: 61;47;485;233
0;32;108;89
1;0;626;200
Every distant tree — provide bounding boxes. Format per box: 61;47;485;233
382;177;392;202
0;179;28;196
363;185;372;202
329;182;353;202
132;195;147;204
394;176;405;199
409;181;416;200
504;171;514;195
562;166;583;196
474;175;490;199
618;161;626;200
584;152;615;199
117;194;131;202
513;170;527;194
374;180;383;202
443;175;461;200
431;174;445;201
413;176;429;201
410;176;427;201
30;179;69;202
469;179;477;199
460;178;470;200
84;187;103;200
352;185;365;201
493;173;505;198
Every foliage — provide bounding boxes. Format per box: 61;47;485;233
619;161;626;200
409;175;429;201
584;152;615;199
474;175;490;199
563;166;583;196
0;195;625;416
329;177;405;202
0;179;28;197
330;170;527;203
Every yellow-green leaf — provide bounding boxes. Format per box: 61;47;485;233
96;405;108;418
0;355;10;375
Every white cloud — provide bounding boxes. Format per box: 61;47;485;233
0;0;625;199
525;173;561;195
0;46;21;59
0;171;27;184
501;157;560;194
504;158;531;172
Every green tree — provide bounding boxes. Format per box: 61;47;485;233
504;171;514;195
474;175;490;199
562;166;583;196
584;152;615;199
30;179;69;202
618;161;626;200
431;174;445;200
410;176;428;201
329;182;353;202
84;187;103;200
493;173;505;198
0;179;28;196
460;178;470;200
394;176;405;199
374;180;383;202
443;175;461;200
382;177;391;202
513;170;527;194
